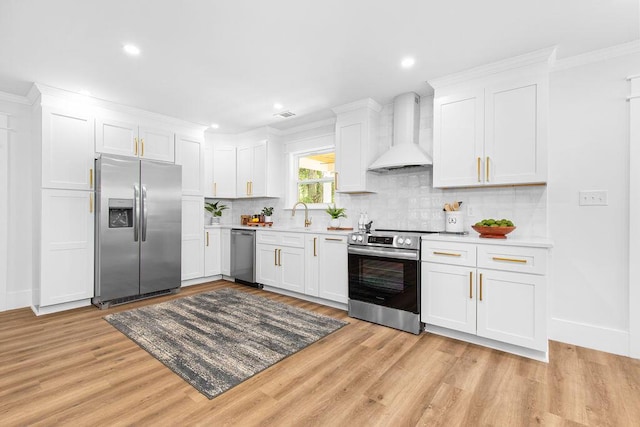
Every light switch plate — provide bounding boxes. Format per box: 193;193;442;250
579;190;608;206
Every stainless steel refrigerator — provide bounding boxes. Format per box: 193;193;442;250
93;155;182;308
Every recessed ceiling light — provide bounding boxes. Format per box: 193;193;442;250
273;103;283;110
123;44;141;56
210;123;219;129
401;57;415;69
79;90;91;96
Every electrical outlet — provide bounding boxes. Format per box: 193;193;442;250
579;190;608;206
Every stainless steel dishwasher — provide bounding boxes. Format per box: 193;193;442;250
230;229;260;287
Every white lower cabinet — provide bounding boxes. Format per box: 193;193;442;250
204;228;221;276
256;231;305;293
221;228;231;276
181;196;204;280
421;239;549;356
38;189;95;307
317;235;348;303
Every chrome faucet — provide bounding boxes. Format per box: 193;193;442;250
291;202;312;227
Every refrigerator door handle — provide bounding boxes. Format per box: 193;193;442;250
133;184;140;242
141;185;148;242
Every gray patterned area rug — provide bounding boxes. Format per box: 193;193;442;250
104;288;348;399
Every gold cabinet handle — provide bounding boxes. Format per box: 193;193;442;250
477;157;481;182
469;271;473;299
89;168;93;189
249;181;253;196
134;137;138;156
141;138;145;157
334;172;339;191
213;182;217;196
492;256;527;264
325;238;343;242
89;194;93;213
479;273;483;301
278;248;282;266
274;248;278;266
433;251;462;257
486;156;490;182
313;237;317;257
246;181;250;196
206;231;209;247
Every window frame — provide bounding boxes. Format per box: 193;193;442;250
288;146;336;210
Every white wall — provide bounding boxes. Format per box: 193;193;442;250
548;52;640;356
0;97;33;310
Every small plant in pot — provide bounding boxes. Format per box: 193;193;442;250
204;201;228;224
261;206;274;223
325;204;347;228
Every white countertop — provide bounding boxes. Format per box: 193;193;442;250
204;224;353;235
422;233;553;248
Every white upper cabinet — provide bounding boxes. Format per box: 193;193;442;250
430;50;551;188
213;146;236;198
236;145;253;197
175;135;204;196
203;142;214;198
96;118;175;163
235;132;283;198
332;99;381;193
41;106;95;191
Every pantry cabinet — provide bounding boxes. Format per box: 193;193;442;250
332;99;381;193
256;231;305;293
41;106;95;191
431;55;550;188
204;228;221;276
305;234;348;303
181;196;204;280
96;118;175;163
421;238;549;356
176;135;204;196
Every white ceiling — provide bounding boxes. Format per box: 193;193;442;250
0;0;638;132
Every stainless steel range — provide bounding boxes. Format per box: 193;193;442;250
347;229;434;334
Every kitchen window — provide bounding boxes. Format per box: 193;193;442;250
294;150;335;206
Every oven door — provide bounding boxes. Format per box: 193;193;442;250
348;246;420;314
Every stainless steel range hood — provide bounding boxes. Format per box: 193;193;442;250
368;92;432;171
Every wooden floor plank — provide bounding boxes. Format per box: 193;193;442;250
1;280;639;426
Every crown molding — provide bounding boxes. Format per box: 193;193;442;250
428;47;557;89
29;83;207;133
277;117;336;136
0;90;30;105
332;98;383;115
553;39;640;72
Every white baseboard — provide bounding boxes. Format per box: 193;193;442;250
549;317;629;357
31;299;91;316
262;286;348;311
181;275;223;288
4;289;32;311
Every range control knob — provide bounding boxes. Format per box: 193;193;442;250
357;235;364;242
397;237;404;245
405;238;412;246
351;235;357;241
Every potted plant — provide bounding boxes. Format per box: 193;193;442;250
261;206;274;223
325;204;347;228
204;201;228;224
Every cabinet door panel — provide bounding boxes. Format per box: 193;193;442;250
213;146;236;198
139;127;174;163
176;136;204;196
256;244;279;287
236;146;252;197
204;229;221;276
95;118;137;157
485;81;544;184
251;143;267;197
335;120;363;192
433;91;484;188
40;190;94;305
421;263;476;334
203;143;214;197
476;269;546;351
42;108;95;190
279;247;305;293
305;236;319;297
181;196;204;280
318;236;348;303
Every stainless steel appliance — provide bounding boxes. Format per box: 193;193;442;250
348;229;433;334
93;155;182;308
230;229;260;287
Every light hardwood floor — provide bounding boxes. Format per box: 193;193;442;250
1;280;639;426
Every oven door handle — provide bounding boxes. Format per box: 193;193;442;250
348;246;419;260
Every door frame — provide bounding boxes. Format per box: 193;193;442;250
0;114;10;311
629;75;640;358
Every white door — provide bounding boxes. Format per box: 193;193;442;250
256;244;279;287
213;146;236;198
176;135;204;196
251;143;267;197
42;106;95;191
421;262;477;334
40;189;94;306
433;90;485;188
95;118;138;158
203;143;215;197
318;236;348;303
304;235;319;297
204;229;221;276
236;146;252;197
485;76;546;185
279;246;305;293
181;196;204;280
139;127;175;163
335;116;364;192
476;269;547;351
